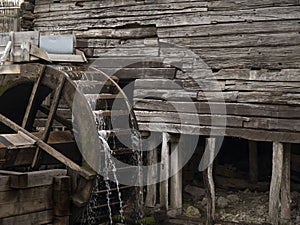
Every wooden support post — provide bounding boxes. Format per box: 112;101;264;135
203;138;216;225
53;176;71;225
170;137;182;215
249;141;258;183
160;132;169;210
281;144;291;225
269;142;284;225
145;136;158;208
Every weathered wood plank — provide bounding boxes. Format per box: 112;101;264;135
133;99;300;119
135;111;245;128
35;3;207;23
101;68;176;79
53;176;71;217
157;20;300;38
0;175;10;191
193;45;300;69
224;80;300;93
269;142;284;225
0;210;53;225
34;6;300;30
138;122;300;143
170;138;182;214
134;89;197;100
203;138;216;225
213;69;300;82
0;185;53;218
160;32;300;48
75;27;157;39
145;136;158;208
35;1;207;14
8;169;67;188
160;132;169;210
281;144;291;225
208;0;300;11
197;91;300;105
137;111;300;132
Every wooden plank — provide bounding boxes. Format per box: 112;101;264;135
53;176;71;217
0;175;10;191
0;185;53;218
134;89;197;100
0;210;53;225
94;46;159;57
203;138;216;225
145;136;158;208
133;99;300;119
160;32;300;48
157;20;300;38
160;132;170;210
138;122;300;143
197;91;300;105
34;0;207;14
135;111;245;128
212;69;300;82
269;142;284;225
170;138;182;215
224;80;300;93
22;65;46;130
8;169;67;188
101;68;176;79
208;0;300;11
34;6;300;29
53;216;69;225
75;27;157;39
193;45;300;69
281;144;291;225
248;141;258;183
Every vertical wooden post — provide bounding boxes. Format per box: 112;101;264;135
145;136;158;208
160;132;169;210
269;142;284;225
53;176;71;225
249;141;258;183
170;136;182;215
281;144;291;225
203;138;216;225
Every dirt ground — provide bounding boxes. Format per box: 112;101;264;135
180;185;300;225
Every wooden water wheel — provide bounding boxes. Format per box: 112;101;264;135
0;63;140;224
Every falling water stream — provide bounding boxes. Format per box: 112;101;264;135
78;71;144;225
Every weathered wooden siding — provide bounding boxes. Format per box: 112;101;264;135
0;0;22;32
32;0;300;142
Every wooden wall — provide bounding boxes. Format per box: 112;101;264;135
0;169;70;225
32;0;300;142
0;0;22;32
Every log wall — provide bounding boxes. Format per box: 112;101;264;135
31;0;300;142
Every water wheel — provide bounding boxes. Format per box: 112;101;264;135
0;63;140;224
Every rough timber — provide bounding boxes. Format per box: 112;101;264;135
11;0;300;224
